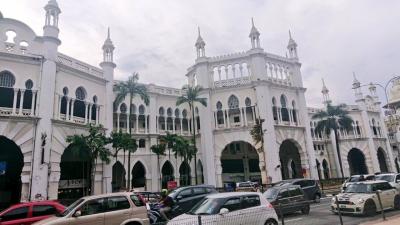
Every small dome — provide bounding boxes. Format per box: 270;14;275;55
249;18;260;38
48;0;59;7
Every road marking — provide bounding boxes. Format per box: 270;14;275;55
284;217;303;223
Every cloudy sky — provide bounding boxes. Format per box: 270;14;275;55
1;0;400;107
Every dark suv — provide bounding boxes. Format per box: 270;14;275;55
168;185;217;217
263;184;310;215
274;178;322;202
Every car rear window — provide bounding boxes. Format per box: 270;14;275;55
1;206;29;221
32;205;57;217
130;194;145;207
106;196;131;212
243;195;261;208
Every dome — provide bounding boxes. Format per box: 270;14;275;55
389;78;400;104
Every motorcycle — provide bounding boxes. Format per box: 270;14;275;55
148;203;174;224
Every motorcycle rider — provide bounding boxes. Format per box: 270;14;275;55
159;189;173;221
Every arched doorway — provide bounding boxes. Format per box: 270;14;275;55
316;159;322;180
220;141;261;184
322;159;330;179
347;148;368;175
132;162;146;189
179;162;191;186
161;161;174;189
279;140;303;179
0;136;23;210
58;144;92;204
377;148;389;173
197;160;204;184
112;161;126;192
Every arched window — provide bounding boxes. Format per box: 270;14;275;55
216;101;223;110
93;95;98;104
272;97;278;122
280;95;289;122
228;95;239;109
371;119;377;136
120;103;127;114
245;97;251;107
228;95;240;124
292;100;297;123
175;108;180;118
138;139;146;148
356;121;361;136
25;79;33;90
60;87;69;115
182;109;187;118
23;79;34;109
139;105;145;115
75;87;86;101
159;107;165;116
0;71;15;87
167;108;173;117
62;87;69;96
216;101;224;125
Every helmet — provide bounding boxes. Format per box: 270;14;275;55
161;189;168;197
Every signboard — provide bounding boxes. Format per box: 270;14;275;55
0;161;6;176
59;179;87;189
167;181;177;190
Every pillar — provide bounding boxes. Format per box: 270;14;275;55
31;90;37;116
69;99;75;121
172;117;176;134
180;118;183;134
12;88;18;115
117;113;120;131
18;89;25;115
57;95;61;119
136;114;139;133
96;106;100;125
88;103;93;123
84;102;89;124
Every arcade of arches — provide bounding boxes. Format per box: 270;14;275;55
279;140;303;180
58;144;92;204
112;161;126;192
221;141;261;184
161;161;174;189
132;162;146;189
377;148;389;173
347;148;368;175
0;136;23;210
179;161;191;186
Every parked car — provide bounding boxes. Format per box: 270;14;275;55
136;192;161;204
342;174;375;191
274;178;322;202
332;180;400;216
375;173;400;191
168;192;278;225
263;184;310;215
32;192;150;225
167;185;217;217
236;182;257;192
0;201;65;225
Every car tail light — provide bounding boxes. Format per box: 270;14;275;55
266;202;274;209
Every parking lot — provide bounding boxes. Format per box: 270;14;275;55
281;198;399;225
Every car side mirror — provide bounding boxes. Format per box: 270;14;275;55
73;210;82;217
176;195;183;202
219;208;229;215
396;179;400;183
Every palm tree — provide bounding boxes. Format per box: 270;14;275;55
150;143;166;188
66;124;111;195
173;136;191;185
111;131;124;162
250;118;265;153
312;103;353;179
176;85;207;184
160;132;177;161
114;73;149;190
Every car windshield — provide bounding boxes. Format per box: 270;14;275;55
348;177;361;182
263;188;279;200
188;197;225;215
376;175;394;183
58;199;84;217
238;183;251;187
344;183;372;193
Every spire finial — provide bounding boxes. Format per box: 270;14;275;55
322;78;326;87
107;27;110;39
289;29;292;39
198;26;200;36
251;17;255;27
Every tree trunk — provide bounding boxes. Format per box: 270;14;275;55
90;158;97;195
157;154;161;189
191;104;198;185
127;95;133;190
334;128;345;179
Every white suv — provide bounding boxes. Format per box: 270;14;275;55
168;192;278;225
375;173;400;191
332;181;400;216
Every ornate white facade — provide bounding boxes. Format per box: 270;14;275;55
0;1;397;207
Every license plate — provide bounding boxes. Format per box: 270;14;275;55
339;205;346;208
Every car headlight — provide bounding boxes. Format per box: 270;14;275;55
332;197;336;203
357;198;365;204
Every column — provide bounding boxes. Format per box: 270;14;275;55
12;88;18;115
222;110;227;128
69;99;75;121
277;107;282;124
66;97;70;120
194;117;198;131
117;113;120;132
251;106;256;123
136;114;139;133
144;115;148;134
164;117;167;132
18;89;25;115
187;119;191;134
214;112;218;129
84;102;89;124
57;95;61;119
31;90;37;116
96;106;100;125
288;108;293;125
172;117;176;134
244;108;248;126
226;110;230;128
180;118;183;134
239;107;244;126
88;103;92;123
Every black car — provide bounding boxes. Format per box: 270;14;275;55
263;184;310;215
168;185;217;217
274;178;322;202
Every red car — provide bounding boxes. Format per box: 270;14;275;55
0;201;65;225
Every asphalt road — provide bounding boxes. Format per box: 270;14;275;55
279;198;399;225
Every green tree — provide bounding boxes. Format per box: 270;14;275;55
172;136;197;186
150;142;166;188
250;118;265;153
66;124;111;195
312;103;353;179
114;73;149;190
160;132;177;161
176;85;207;184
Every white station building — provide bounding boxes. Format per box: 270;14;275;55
0;0;398;207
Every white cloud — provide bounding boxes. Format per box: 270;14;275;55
1;0;400;107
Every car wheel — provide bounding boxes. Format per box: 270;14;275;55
394;195;400;210
314;194;321;203
363;200;376;217
301;205;310;215
264;219;278;225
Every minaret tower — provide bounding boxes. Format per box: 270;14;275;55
43;0;61;40
195;27;206;59
352;72;363;101
321;78;332;106
287;30;298;60
249;18;261;49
